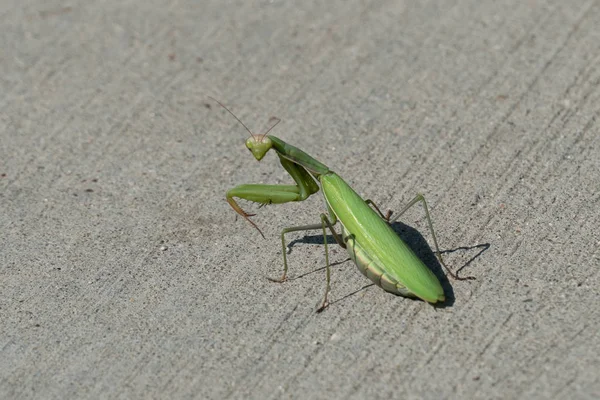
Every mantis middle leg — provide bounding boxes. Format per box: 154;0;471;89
273;208;343;312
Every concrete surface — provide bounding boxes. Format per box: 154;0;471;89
1;1;599;399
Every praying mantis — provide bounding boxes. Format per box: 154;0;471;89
214;98;471;311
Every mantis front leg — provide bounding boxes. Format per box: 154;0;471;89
227;156;320;238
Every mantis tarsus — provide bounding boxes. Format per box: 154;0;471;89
214;98;473;311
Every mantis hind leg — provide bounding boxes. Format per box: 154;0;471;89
365;199;393;222
392;194;475;281
273;211;342;312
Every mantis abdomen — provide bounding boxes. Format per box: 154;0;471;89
319;173;445;303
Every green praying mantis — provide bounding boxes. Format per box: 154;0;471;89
214;98;472;311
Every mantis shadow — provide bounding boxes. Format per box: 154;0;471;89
285;222;489;308
284;235;346;281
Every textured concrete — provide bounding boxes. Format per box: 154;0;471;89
1;1;599;399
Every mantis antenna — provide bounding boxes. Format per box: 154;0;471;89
209;96;282;139
208;96;257;140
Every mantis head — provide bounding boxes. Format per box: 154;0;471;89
246;135;272;161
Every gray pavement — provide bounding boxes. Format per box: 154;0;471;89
1;1;599;399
